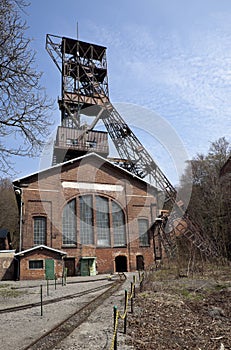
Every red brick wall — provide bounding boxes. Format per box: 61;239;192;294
15;155;158;275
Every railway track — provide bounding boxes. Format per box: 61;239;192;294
0;282;113;314
21;273;126;350
11;276;110;290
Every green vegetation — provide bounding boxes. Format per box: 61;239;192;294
0;285;24;298
144;263;231;302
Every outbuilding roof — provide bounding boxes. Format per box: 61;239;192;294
15;245;67;257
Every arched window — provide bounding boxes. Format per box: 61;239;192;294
112;201;126;247
62;195;126;248
96;196;110;247
62;199;77;245
33;216;46;245
138;218;150;247
79;195;94;245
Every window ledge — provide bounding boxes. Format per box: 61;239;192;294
62;244;77;248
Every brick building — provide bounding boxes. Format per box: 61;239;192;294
13;153;159;279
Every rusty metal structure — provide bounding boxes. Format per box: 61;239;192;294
46;34;219;261
46;35;110;164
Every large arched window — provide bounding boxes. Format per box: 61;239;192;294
112;201;126;247
62;195;126;248
62;199;77;245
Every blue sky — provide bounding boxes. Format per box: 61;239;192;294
13;0;231;185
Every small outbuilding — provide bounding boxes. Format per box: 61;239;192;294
15;245;67;280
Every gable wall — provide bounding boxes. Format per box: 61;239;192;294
17;157;158;276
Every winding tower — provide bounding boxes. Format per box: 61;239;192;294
46;35;110;164
46;33;220;262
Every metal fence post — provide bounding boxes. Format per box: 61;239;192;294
46;278;49;296
40;284;43;316
140;278;143;292
133;275;136;298
130;282;133;313
114;306;117;350
124;290;127;334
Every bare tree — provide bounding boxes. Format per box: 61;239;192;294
0;0;53;176
0;178;19;249
179;137;231;258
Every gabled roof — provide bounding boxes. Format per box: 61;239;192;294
13;152;153;188
15;245;67;257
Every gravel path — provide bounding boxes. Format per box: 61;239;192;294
53;274;137;350
0;273;137;350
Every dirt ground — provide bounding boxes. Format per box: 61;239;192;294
0;267;231;350
0;275;120;350
126;265;231;350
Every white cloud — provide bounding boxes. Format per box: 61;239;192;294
86;12;231;158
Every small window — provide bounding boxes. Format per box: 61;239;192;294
67;139;78;146
29;260;44;269
86;140;97;148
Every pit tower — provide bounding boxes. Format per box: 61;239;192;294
46;33;220;262
46;35;110;164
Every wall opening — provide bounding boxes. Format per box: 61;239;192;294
136;255;144;271
115;255;127;272
64;257;76;276
80;257;96;276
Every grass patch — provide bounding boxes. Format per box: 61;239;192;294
0;286;25;298
178;288;204;301
214;283;230;291
0;284;10;289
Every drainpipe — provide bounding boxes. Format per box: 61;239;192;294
14;186;23;252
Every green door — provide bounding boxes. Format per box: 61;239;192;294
80;258;96;276
80;259;89;276
45;259;55;280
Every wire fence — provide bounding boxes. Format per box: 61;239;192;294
109;271;145;350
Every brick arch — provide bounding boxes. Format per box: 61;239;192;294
115;254;128;272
